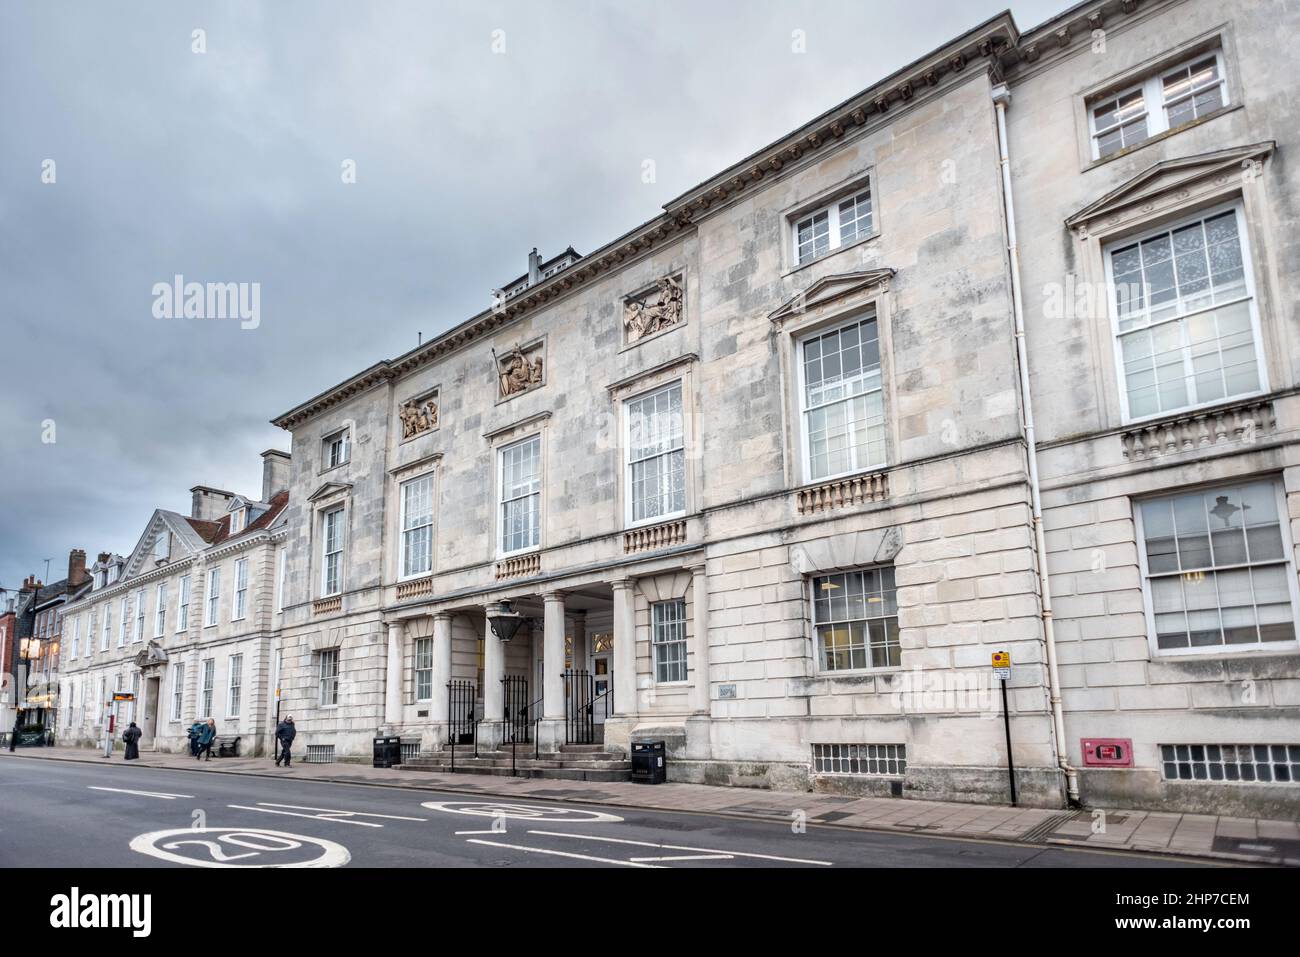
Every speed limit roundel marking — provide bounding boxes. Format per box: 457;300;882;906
420;800;623;823
129;827;351;868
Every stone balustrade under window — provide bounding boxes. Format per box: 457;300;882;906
1120;400;1276;461
795;471;890;516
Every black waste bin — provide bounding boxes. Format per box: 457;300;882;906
373;735;402;769
630;739;666;784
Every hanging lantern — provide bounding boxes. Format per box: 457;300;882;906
488;600;525;643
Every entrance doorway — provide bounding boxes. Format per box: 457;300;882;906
591;633;613;725
142;676;160;748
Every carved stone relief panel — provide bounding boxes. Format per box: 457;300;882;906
399;389;440;440
496;341;544;399
623;273;684;344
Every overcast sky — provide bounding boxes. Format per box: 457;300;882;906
0;0;1064;595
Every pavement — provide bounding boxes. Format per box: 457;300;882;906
3;744;1297;866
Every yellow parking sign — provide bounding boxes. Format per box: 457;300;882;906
992;651;1011;679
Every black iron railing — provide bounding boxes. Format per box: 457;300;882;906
447;679;479;771
502;675;531;745
564;669;595;744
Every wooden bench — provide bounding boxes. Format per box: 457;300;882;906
215;735;242;758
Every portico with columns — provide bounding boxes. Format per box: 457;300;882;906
372;558;712;757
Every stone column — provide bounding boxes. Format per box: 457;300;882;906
689;564;711;715
571;610;588;674
482;604;505;733
384;621;403;729
543;592;566;720
430;613;452;728
611;579;637;719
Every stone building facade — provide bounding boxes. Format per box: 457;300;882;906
59;452;291;757
268;0;1298;813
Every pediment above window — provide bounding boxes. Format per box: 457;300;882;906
1066;142;1274;235
769;268;895;324
307;481;352;504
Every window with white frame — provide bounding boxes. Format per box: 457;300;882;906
233;558;248;621
626;383;685;525
128;673;139;724
400;475;434;578
1090;49;1228;159
812;566;900;670
651;599;688;683
227;653;243;717
170;663;184;721
319;649;340;706
177;575;190;632
792;184;873;265
86;612;95;655
800;313;886;482
415;637;433;700
154;582;167;637
101;604;111;651
321;508;344;595
205;567;220;626
118;599;129;646
499;435;541;555
1137;480;1297;654
229;508;246;534
1108;203;1262;421
200;658;215;716
153;532;169;563
323;429;350;469
69;615;80;659
133;588;146;642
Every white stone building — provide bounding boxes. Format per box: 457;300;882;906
59;452;291;756
268;0;1298;814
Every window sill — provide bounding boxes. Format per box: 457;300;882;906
1153;643;1298;661
1121;388;1268;429
783;231;880;279
317;461;350;478
1082;104;1242;172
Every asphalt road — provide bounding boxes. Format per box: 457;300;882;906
0;757;1213;869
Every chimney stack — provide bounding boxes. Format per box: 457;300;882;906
528;247;542;286
190;485;237;522
261;449;291;502
68;549;88;587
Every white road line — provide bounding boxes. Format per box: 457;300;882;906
629;854;734;862
255;802;427;822
227;804;384;827
527;830;834;866
455;829;504;836
88;786;194;800
465;838;663;868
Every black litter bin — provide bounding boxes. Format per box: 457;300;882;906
630;739;666;784
373;735;402;769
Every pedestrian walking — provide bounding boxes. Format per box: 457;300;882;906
122;721;142;760
275;715;296;767
187;720;204;757
196;718;217;761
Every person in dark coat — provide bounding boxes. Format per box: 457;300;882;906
196;718;217;761
187;721;204;756
122;722;142;760
274;716;296;767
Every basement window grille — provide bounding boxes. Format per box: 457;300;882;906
1160;744;1300;784
812;743;906;776
304;744;335;764
400;743;421;762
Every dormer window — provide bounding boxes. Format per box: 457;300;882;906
323;429;350;470
230;508;246;534
94;569;106;589
153;532;170;563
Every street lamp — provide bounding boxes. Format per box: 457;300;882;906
488;600;525;643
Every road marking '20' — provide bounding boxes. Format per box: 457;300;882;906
129;827;350;868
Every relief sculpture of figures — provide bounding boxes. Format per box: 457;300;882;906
623;274;683;343
400;397;439;438
498;345;544;398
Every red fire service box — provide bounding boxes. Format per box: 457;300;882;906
1080;737;1133;767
